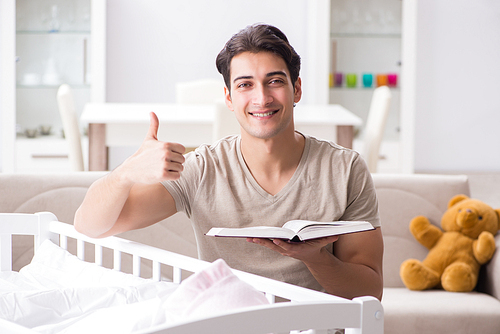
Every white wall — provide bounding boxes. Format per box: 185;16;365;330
104;0;320;169
106;0;500;173
414;0;500;172
105;0;311;103
4;1;499;173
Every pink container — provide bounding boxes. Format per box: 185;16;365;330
387;73;398;87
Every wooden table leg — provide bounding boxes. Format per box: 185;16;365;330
336;125;354;149
88;123;108;171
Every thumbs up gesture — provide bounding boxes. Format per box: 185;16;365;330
119;112;186;184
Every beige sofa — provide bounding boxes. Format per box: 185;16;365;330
1;172;499;333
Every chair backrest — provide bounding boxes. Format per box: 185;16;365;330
363;86;391;173
175;79;240;143
175;79;225;104
57;84;84;171
212;99;241;142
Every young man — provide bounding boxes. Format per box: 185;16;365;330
75;24;383;300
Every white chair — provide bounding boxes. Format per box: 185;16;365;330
213;99;241;142
175;79;240;143
175;79;225;104
363;86;392;173
57;84;84;171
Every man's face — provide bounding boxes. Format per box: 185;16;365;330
224;51;302;141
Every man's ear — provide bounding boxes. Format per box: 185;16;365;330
224;86;233;111
294;77;302;104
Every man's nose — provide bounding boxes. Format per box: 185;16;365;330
252;85;273;107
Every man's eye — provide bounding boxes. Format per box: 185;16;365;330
270;79;285;85
237;83;250;88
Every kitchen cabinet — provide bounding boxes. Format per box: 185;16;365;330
15;136;88;173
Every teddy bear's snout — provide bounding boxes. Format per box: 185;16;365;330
457;208;478;228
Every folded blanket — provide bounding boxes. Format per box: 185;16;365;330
0;240;268;333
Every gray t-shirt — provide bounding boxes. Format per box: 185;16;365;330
162;133;380;291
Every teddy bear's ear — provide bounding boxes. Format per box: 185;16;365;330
495;209;500;232
448;194;469;208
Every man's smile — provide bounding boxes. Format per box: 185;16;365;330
249;110;279;117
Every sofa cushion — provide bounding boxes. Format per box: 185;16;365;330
0;172;107;271
372;174;470;287
382;287;500;334
0;172;107;222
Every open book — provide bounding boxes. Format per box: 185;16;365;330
206;220;374;242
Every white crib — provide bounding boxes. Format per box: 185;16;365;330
0;212;383;334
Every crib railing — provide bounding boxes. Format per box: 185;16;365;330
48;215;348;303
0;212;384;334
1;212;339;302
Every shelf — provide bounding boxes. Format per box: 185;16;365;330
331;32;401;39
16;30;91;35
330;86;399;91
17;84;90;89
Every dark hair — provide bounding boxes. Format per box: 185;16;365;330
216;24;301;91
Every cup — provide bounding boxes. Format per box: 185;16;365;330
362;73;373;88
346;73;357;88
334;72;343;87
387;73;398;87
24;128;38;138
376;74;388;87
39;125;52;136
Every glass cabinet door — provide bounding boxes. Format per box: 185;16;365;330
329;0;402;172
15;0;91;138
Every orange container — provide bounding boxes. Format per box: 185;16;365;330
376;74;388;87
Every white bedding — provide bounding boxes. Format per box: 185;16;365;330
0;240;269;333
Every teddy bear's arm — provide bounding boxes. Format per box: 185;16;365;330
410;216;443;249
473;231;496;264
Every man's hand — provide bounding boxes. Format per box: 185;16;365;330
246;235;338;264
118;112;186;184
74;112;186;239
247;230;384;300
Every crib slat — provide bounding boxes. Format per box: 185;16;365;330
0;235;12;271
133;254;141;277
173;266;182;283
95;245;103;266
77;239;85;261
266;292;276;304
113;249;121;271
152;261;161;281
59;235;68;250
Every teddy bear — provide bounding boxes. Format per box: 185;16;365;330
400;194;500;292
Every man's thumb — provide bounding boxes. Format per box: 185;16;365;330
146;112;159;140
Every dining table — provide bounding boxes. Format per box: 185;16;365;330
80;103;362;171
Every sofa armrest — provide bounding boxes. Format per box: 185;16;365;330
478;233;500;299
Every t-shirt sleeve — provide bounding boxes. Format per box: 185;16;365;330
340;154;381;228
161;150;204;218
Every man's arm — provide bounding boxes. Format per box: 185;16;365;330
74;112;185;238
247;227;384;300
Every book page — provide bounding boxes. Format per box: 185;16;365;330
206;226;293;239
282;220;352;233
